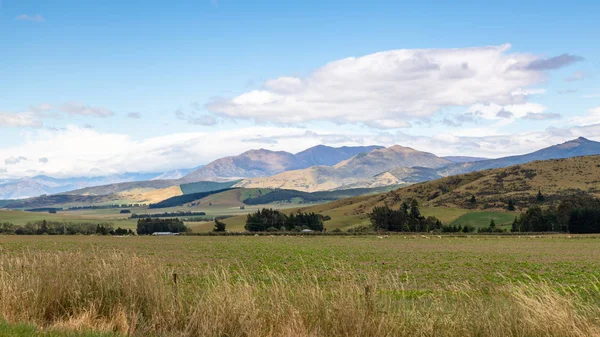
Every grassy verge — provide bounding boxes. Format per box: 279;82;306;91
0;321;121;336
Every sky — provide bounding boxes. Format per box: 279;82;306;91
1;0;599;178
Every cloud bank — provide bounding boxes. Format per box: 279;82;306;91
207;44;580;128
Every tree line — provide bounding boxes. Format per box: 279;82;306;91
130;211;207;219
136;218;189;235
511;194;600;233
245;208;325;232
0;221;133;235
68;204;146;210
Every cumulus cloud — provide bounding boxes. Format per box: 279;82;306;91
0;112;42;128
565;71;586;82
522;112;561;120
468;102;548;121
60;102;114;117
569;107;600;126
16;14;44;22
127;112;142;119
525;54;584;70
175;104;218;126
5;156;27;165
207;45;578;128
189;115;217;126
39;157;49;164
29;103;53;114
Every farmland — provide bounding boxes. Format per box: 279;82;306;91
2;235;600;336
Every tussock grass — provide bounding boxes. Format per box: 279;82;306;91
1;251;600;336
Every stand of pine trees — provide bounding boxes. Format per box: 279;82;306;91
136;218;189;235
245;209;325;232
368;200;442;232
511;194;600;233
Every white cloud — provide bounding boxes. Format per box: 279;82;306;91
511;88;546;96
468;102;548;121
0;112;42;128
5;156;27;165
16;14;44;22
60;102;114;117
569;107;600;126
207;44;570;128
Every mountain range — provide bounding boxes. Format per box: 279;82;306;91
178;145;382;183
235;137;600;192
234;145;451;191
2;138;600;204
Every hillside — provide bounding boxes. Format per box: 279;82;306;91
296;155;600;223
235;145;450;192
438;137;600;176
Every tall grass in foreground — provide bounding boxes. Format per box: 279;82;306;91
1;251;600;337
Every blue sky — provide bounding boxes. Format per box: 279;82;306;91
1;0;599;178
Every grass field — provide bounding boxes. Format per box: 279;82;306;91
1;235;600;336
449;210;517;229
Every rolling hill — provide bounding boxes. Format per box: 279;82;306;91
293;155;600;226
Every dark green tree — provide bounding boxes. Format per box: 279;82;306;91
536;189;545;202
507;199;516;211
213;219;227;232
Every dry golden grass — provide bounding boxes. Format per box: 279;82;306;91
2;249;600;336
114;186;183;204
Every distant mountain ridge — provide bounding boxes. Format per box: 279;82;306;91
437;137;600;176
234;138;600;192
179;145;383;183
235;145;452;192
0;172;166;200
295;145;384;166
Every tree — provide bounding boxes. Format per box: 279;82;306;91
469;195;476;204
511;217;518;232
536;189;545;202
507;199;516;211
213;219;227;232
489;219;496;230
136;218;188;235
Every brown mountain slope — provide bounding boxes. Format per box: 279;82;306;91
180;149;306;182
180;145;384;183
297;155;600;219
235;145;450;192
